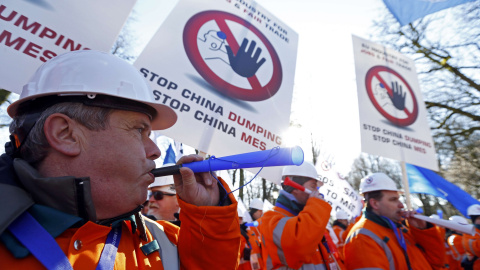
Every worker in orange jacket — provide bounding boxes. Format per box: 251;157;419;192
447;215;468;269
0;50;240;269
332;209;350;262
462;204;480;269
258;162;341;270
344;173;446;270
430;214;455;269
239;223;253;270
246;198;265;270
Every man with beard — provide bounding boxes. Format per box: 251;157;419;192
147;172;180;222
344;173;446;270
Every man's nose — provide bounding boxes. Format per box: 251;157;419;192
146;137;161;160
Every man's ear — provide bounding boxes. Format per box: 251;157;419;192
43;113;81;156
291;188;302;197
368;197;380;210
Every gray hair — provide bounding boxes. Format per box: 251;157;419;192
10;102;113;166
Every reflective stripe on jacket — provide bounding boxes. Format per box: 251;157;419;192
258;197;334;270
344;216;446;270
448;234;466;261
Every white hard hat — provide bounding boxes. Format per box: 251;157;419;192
7;50;177;130
429;214;440;219
149;175;176;194
467;204;480;216
359;172;401;194
250;198;264;210
449;215;468;225
336;210;349;220
282;161;318;180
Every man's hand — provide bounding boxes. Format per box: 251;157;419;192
226;38;266;78
403;210;427;229
309;189;325;201
173;155;220;206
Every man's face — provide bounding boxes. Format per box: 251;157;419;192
293;179;317;205
147;186;179;221
80;110;160;219
252;209;263;220
372;190;404;223
338;219;348;226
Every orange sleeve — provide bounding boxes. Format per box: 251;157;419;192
409;224;446;269
463;229;480;257
451;234;465;254
177;177;241;270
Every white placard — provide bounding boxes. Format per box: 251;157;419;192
134;0;298;182
352;35;438;171
318;160;363;219
0;0;136;93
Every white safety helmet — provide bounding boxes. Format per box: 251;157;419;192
449;215;469;225
336;210;349;220
7;50;177;130
467;204;480;217
429;214;440;219
250;198;264;211
149;175;176;194
359;172;401;195
282;161;318;180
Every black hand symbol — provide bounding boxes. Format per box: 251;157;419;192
389;81;406;110
226;38;266;78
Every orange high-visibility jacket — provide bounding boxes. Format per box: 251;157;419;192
332;222;349;261
0;178;241;270
448;233;466;268
239;229;253;270
344;215;446;270
445;240;462;270
247;225;265;270
258;196;335;269
435;225;451;269
462;226;480;269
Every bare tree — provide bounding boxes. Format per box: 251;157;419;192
0;89;13;128
370;2;480;170
111;9;140;62
346;153;402;191
443;137;480;199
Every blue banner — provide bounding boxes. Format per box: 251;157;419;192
406;163;480;216
382;0;476;26
163;144;176;165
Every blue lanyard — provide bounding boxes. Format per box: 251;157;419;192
383;216;412;270
8;211;122;270
8;211;74;270
96;225;122;270
383;217;407;252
